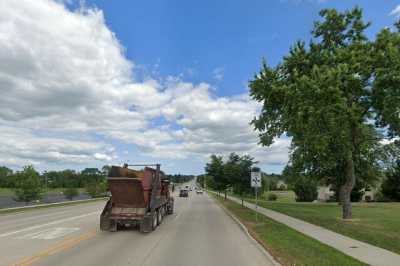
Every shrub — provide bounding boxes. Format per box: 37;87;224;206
14;165;43;203
293;176;318;202
267;193;278;201
381;163;400;201
278;184;287;191
85;180;107;198
375;190;390;202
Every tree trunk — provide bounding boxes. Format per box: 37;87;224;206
341;153;356;219
224;190;227;200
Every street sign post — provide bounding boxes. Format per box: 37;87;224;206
251;169;261;222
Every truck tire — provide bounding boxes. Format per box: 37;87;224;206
157;208;163;225
167;201;174;215
152;211;158;230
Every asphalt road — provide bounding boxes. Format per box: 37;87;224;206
0;190;275;266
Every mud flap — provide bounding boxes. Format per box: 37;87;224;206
167;200;174;215
140;214;153;233
100;199;114;231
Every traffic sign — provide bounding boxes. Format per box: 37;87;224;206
251;171;261;188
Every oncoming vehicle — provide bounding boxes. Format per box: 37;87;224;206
196;189;203;195
179;189;189;197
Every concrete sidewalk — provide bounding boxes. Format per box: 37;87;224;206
222;193;400;266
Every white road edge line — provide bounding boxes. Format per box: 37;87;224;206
0;211;100;237
208;193;282;266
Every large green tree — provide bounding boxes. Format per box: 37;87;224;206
205;155;228;196
224;153;256;204
250;8;400;219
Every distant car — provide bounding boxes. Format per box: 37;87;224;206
179;189;189;197
196;189;203;194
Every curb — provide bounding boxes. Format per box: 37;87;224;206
209;193;282;266
0;197;108;212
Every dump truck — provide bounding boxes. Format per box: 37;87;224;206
100;164;174;233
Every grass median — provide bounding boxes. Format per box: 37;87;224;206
243;198;400;255
212;193;366;266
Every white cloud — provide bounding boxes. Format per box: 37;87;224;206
0;125;115;167
0;0;290;171
213;67;224;80
390;5;400;17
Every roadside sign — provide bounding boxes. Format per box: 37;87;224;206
251;171;261;188
251;169;261;222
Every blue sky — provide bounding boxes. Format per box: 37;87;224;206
79;0;399;96
1;0;399;175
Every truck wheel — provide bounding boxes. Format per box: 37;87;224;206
157;208;163;225
152;211;158;230
167;202;174;215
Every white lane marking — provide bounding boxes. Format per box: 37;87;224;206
17;227;80;240
0;211;99;237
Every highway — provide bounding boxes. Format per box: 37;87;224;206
0;190;275;266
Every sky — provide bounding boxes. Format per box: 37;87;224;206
0;0;399;175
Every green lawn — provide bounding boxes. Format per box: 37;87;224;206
212;194;366;266
246;199;400;255
262;190;296;202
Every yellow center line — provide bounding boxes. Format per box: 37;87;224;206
10;230;97;266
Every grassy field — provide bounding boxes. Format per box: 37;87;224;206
212;194;366;266
246;199;400;255
262;190;296;202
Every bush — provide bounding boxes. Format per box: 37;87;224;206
278;184;287;191
85;180;107;198
375;190;390;202
14;165;43;203
64;187;79;200
381;163;400;201
267;193;278;201
293;176;318;202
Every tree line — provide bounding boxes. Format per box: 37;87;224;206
0;165;199;203
0;165;110;202
202;153;273;203
201;153;289;204
166;174;195;184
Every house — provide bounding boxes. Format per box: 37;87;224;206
317;185;378;202
276;180;288;190
317;185;335;202
361;186;377;202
